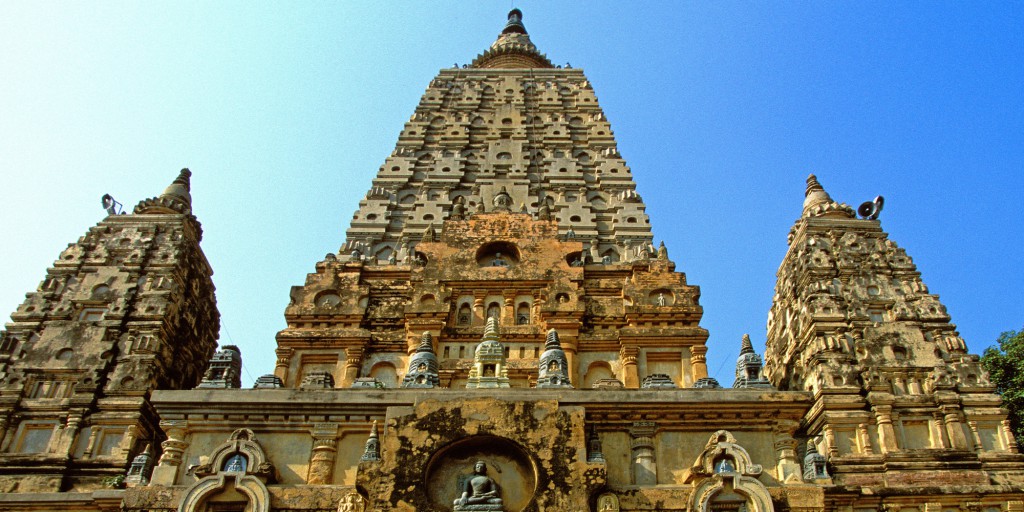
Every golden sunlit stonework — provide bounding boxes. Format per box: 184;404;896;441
2;9;1023;512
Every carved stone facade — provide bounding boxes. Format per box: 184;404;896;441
1;8;1023;512
0;169;219;496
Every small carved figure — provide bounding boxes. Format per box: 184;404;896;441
224;453;245;472
453;461;503;509
491;252;508;267
656;293;666;306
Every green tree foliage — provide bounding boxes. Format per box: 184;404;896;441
982;328;1024;449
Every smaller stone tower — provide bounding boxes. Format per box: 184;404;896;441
401;332;440;388
732;334;771;389
466;318;510;389
537;329;572;388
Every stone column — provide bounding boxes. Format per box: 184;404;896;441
857;423;874;455
930;413;948;449
823;424;839;458
967;421;983;453
941;405;969;450
629;421;657;485
1002;419;1019;453
307;423;340;484
151;420;189;485
342;347;364;387
274;347;293;384
473;295;485;325
56;410;85;456
502;294;514;326
620;346;640;388
690;345;709;382
872;405;898;453
772;422;802;483
0;416;9;451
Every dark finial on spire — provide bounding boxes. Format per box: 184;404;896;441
417;332;434;353
503;8;527;35
739;334;755;355
545;328;561;350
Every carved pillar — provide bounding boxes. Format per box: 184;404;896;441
967;421;983;453
0;415;9;450
772;423;801;483
931;413;949;449
690;345;709;381
941;405;969;450
823;424;839;458
83;426;101;458
473;295;485;325
857;423;874;455
502;294;514;326
562;335;580;386
629;421;657;485
872;405;898;453
1002;419;1019;453
342;347;365;387
620;345;639;388
307;423;340;484
151;420;189;485
275;347;293;384
892;374;906;395
56;410;85;455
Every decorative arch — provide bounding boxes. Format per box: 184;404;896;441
369;361;399;388
181;429;276;512
178;472;270;512
686;430;773;512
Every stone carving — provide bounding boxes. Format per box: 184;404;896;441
124;444;154;487
693;377;721;389
492;186;513;212
453;461;503;510
301;370;335;389
597;493;619;511
337;492;366;512
253;374;283;388
641;374;677;389
587;425;605;463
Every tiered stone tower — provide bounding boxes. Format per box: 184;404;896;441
764;175;1022;502
0;169;219;493
275;9;710;394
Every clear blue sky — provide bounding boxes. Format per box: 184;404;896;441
1;2;1021;386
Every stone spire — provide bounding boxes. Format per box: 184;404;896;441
801;174;854;219
401;332;440;388
135;168;194;215
466;317;510;388
733;334;771;390
537;329;572;388
360;421;381;462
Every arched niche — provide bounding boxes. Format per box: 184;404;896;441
369;362;399;388
193;429;275;482
178;473;270;512
476;241;520;268
583;362;615;389
687;430;773;512
424;435;537;512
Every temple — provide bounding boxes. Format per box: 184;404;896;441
1;9;1022;512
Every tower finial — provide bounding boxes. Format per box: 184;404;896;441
162;168;193;204
503;8;527;35
801;174;855;218
544;328;561;350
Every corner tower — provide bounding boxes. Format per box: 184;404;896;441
0;169;219;492
276;9;709;391
764;175;1021;489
